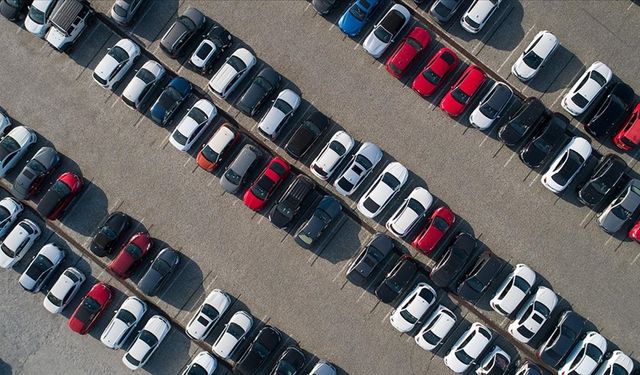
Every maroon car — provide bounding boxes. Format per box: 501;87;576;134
107;232;153;278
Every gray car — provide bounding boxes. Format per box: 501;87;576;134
597;179;640;234
12;146;60;199
159;7;205;58
110;0;145;25
137;247;180;296
220;145;260;193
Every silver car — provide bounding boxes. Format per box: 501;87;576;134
220;145;260;193
597;179;640;234
110;0;145;25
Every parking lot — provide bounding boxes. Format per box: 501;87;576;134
1;0;640;374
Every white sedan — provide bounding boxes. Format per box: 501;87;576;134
444;322;493;373
93;38;140;89
123;315;171;370
490;263;536;316
181;351;217;375
185;289;231;341
43;267;85;314
558;331;607;375
211;311;253;359
511;30;559;81
101;296;147;349
333;142;382;196
0;196;23;237
541;137;592;193
561;61;612;116
460;0;502;34
357;162;409;218
386;187;433;238
310;130;355;181
363;4;411;58
508;286;558;343
170;99;217;151
0;126;37;177
390;282;437;333
19;243;65;293
594;350;634;375
415;305;457;351
257;89;301;140
121;60;165;110
208;48;256;99
0;219;41;269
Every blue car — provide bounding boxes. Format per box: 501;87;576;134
149;77;192;126
338;0;381;37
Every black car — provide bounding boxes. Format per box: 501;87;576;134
159;7;206;57
188;22;233;73
429;0;465;23
430;232;476;288
235;326;282;375
498;97;549;147
346;233;394;286
584;82;635;138
295;195;342;249
12;146;60;199
0;0;29;21
312;0;336;14
374;255;418;303
515;360;546;375
537;311;585;368
137;248;180;296
270;346;306;375
519;113;569;169
90;212;130;257
269;175;315;229
577;154;627;208
456;251;502;302
285;111;329;159
237;67;281;117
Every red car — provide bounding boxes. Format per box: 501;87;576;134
385;26;431;78
36;172;83;220
412;206;455;255
412;48;459;97
628;218;640;243
243;156;290;211
107;232;153;278
613;102;640;151
68;282;113;334
439;64;486;117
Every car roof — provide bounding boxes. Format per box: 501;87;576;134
50;0;87;32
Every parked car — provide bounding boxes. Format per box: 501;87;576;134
243;156;290;211
577;154;627;208
430;232;476;288
597;179;640;234
415;305;457;352
412;206;455;255
107;232;152;278
456;252;501;302
196;124;240;172
508;286;558;343
346;233;394;286
519;113;569;169
338;0;381;37
537;311;586;368
0;126;37;177
185;289;231;341
212;311;253;359
220;144;261;193
562;61;612;117
613;102;640;151
257;89;301;140
310;130;355;181
0;106;10;135
0;197;23;238
386;187;433;238
308;361;337;375
429;0;465;23
100;296;147;349
444;322;493;373
375;255;418;303
469;82;513;130
19;243;64;293
150;76;192;126
295;195;342;248
159;7;205;57
269;346;306;375
412;47;459;97
43;267;85;314
511;30;559;81
312;0;336;14
460;0;502;33
182;352;217;375
490;263;536;316
90;211;130;257
0;219;41;269
333;141;382;196
440;65;486;117
237;67;281;117
68;282;113;334
558;331;607;375
498;97;549;147
585;82;635;138
386;26;431;78
110;0;145;25
122;315;171;370
357;162;409;218
36;171;83;220
44;0;93;51
268;175;314;229
476;345;511;375
138;247;180;296
189;22;233;73
594;351;634;375
234;326;282;375
541;137;592;193
629;218;640;243
170;99;217;151
121;60;165;110
208;48;256;99
363;4;411;58
0;0;28;20
285;111;329;159
93;38;140;89
25;0;58;38
12;146;61;199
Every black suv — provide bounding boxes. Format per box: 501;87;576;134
430;232;477;289
268;175;315;229
235;326;282;375
456;251;502;302
577;154;627;208
285;111;329;159
584;82;635;138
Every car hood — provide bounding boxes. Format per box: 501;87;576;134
512;59;537;80
391;209;420;235
214;333;237;357
94;55;120;81
338;11;362;35
210;64;239;93
258;108;286;134
390;43;417;72
363;31;388;58
9;127;34;146
469;109;493;129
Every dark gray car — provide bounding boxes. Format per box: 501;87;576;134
597;179;640;234
346;233;394;286
12;146;60;200
237;67;281;117
295;195;342;249
429;0;465;23
159;7;205;58
137;247;180;296
220;144;261;193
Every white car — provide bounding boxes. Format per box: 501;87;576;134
257;89;301;140
0;197;23;237
170;99;217;152
508;286;558;343
208;48;256;99
541;137;592;193
101;296;147;349
0;106;11;135
211;310;253;359
181;351;217;375
490;263;536;316
476;345;511;375
24;0;58;38
558;331;607;375
460;0;502;33
19;243;65;293
333;142;383;196
415;305;457;351
469;82;513;130
43;267;85;314
0;219;41;269
185;289;231;341
93;38;140;89
308;360;337;375
594;350;634;375
389;282;437;333
122;315;171;370
310;131;355;181
121;60;166;110
444;322;493;373
511;30;559;81
363;4;411;58
386;187;433;238
0;126;37;177
357;162;409;218
561;62;612;116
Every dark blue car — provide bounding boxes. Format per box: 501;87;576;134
338;0;381;37
294;195;342;249
150;77;191;126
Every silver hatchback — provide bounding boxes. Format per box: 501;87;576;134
597;179;640;234
220;145;260;193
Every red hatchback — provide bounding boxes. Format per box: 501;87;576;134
412;206;455;255
412;48;459;97
68;282;113;335
439;64;486;117
36;172;84;220
243;156;290;211
613;102;640;151
628;218;640;243
107;232;153;278
385;26;431;78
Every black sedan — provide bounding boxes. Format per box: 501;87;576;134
537;311;585;368
584;82;635;138
429;0;465;23
346;233;394;286
159;7;206;57
90;211;131;256
285;111;329;159
137;247;180;296
374;255;418;303
519;113;568;169
269;175;314;229
455;251;502;302
498;97;549;147
12;146;60;199
295;195;342;249
430;232;476;288
237;67;281;117
235;326;282;375
577;154;627;208
270;346;306;375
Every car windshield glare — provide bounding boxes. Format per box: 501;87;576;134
451;88;470;104
227;56;247;72
109;46;129;63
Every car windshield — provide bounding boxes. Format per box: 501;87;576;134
407;38;423;52
0;137;20;153
451;88;470;104
374;27;392;43
29;6;46;24
612;364;630;375
253;342;270;357
585;344;603;360
407;198;426;214
464;15;480;29
363;197;380;213
113;4;128;17
116;309;137;324
139;330;158;347
523;51;543;69
349;4;367;21
227;56;247;72
26;255;53;279
101;226;118;241
255;76;274;92
225;169;241;185
434;3;451;16
274;99;293;114
433;216;450;231
125;353;141;367
534;301;551;316
165;87;183;102
399;309;419;324
201;145;220;163
51;180;72;196
277;361;299;375
185;363;208;375
355;154;373;170
109;46;129;63
571;93;589;108
82;297;101;314
611;205;632;220
27;159;47;173
46;292;63;307
513;276;530;292
125;244;143;259
337;178;354;192
590;71;607;86
455;348;474;365
196;43;214;59
172;130;189;146
252;176;275;200
180;16;196;31
422;330;441;345
136;68;156;84
227;322;245;338
480;102;499;119
201;304;219;321
382;173;401;189
422;68;441;85
188;107;208;124
1;243;16;258
517;325;535;338
465;277;485;292
551;150;583;185
152;258;172;275
329;141;346;155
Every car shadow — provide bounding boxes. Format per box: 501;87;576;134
156;254;204;310
124;0;180;47
482;0;524;52
57;177;110;237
